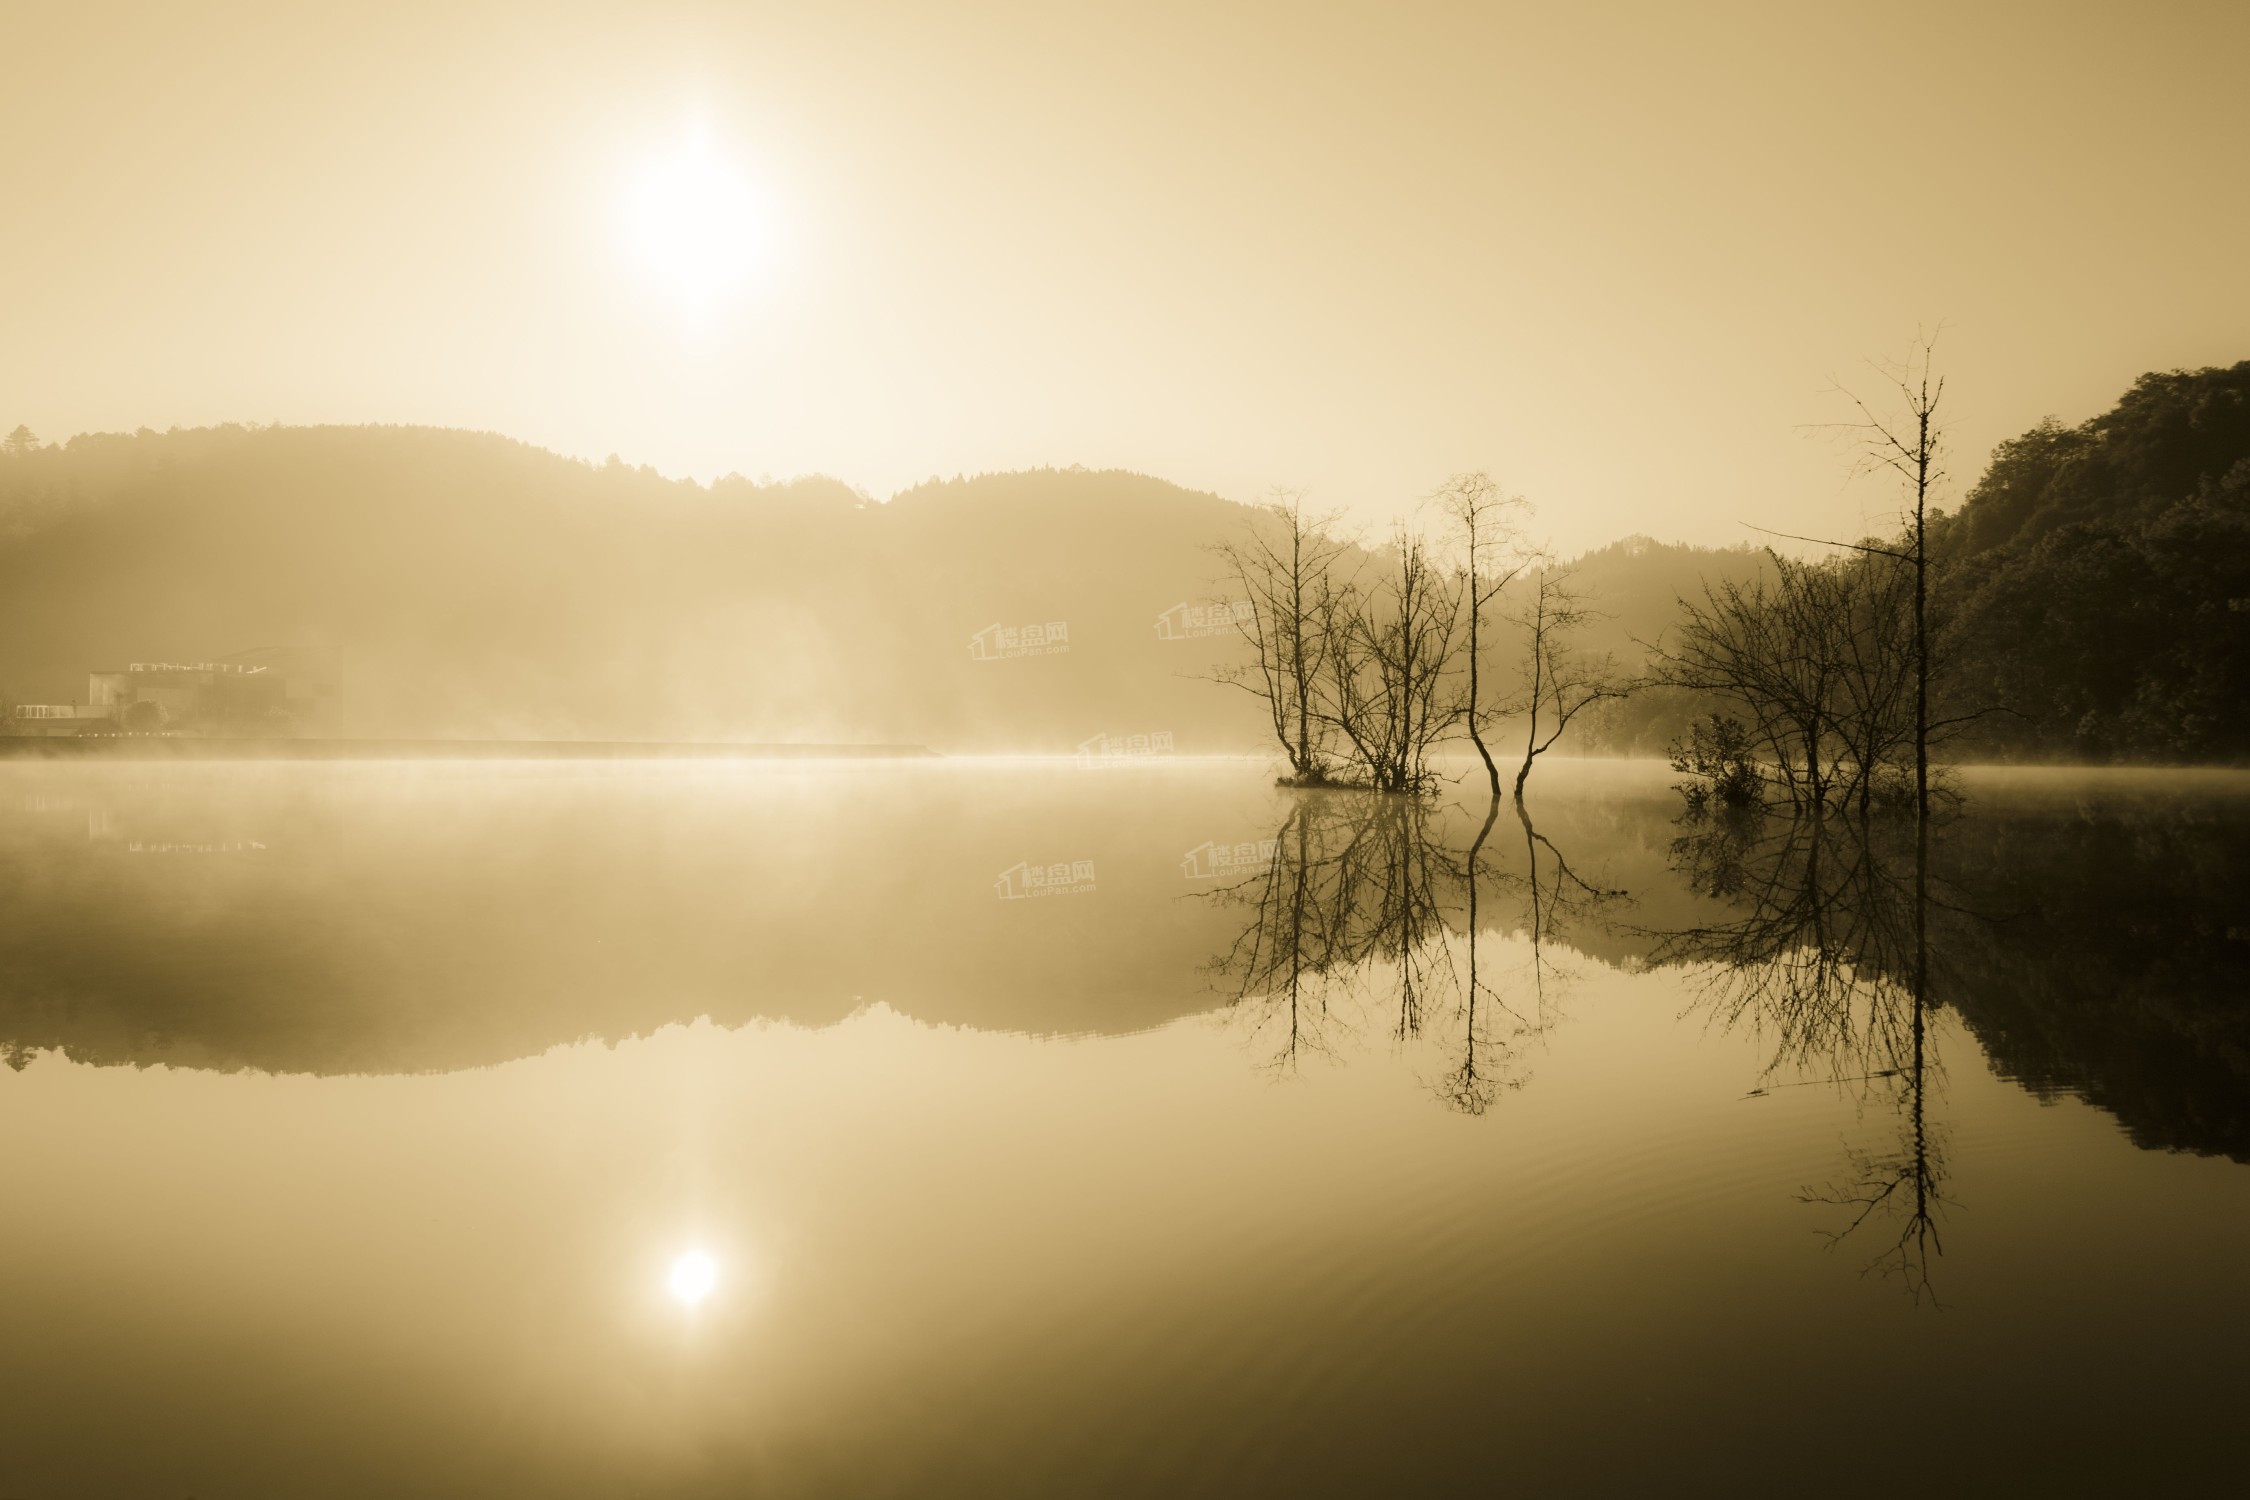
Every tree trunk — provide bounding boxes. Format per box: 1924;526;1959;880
1914;408;1930;827
1468;609;1499;798
1515;611;1542;801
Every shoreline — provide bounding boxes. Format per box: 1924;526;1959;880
0;737;939;761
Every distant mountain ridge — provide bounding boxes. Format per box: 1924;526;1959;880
3;356;2244;760
0;426;1248;748
0;424;1750;752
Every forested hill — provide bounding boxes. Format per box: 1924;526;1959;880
1938;361;2250;761
2;369;2242;762
0;423;1750;752
0;427;1252;749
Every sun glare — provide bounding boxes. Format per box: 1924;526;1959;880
668;1249;720;1308
623;127;769;324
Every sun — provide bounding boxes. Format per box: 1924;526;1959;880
622;126;769;324
668;1248;720;1308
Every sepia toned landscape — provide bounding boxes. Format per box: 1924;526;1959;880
4;3;2248;1496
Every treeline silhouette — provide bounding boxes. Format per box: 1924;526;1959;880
1564;360;2250;768
1936;360;2250;761
1;355;2243;761
0;423;1750;750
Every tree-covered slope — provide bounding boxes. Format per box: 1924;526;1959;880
0;423;1769;754
1938;362;2250;761
0;426;1273;750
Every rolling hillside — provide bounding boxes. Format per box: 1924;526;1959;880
0;424;1753;754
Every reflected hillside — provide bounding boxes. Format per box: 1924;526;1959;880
1203;765;2250;1174
1645;775;2250;1294
1648;774;2250;1164
1935;778;2250;1162
0;759;1670;1080
0;761;1283;1074
3;760;2245;1164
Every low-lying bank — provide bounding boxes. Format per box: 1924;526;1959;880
0;736;939;760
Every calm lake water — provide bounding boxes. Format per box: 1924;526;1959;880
3;758;2247;1496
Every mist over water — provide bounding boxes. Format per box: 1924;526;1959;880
4;758;2246;1496
9;4;2247;1491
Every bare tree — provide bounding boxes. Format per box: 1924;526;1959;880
1658;556;1840;807
1435;472;1533;799
1654;548;1931;813
1322;526;1460;795
1827;550;1919;813
1504;565;1628;801
1831;336;1946;824
1687;336;1977;819
1740;335;1955;818
1214;491;1355;784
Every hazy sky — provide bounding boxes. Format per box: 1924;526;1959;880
6;0;2245;553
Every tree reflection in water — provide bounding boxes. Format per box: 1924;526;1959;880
1200;778;2249;1304
1203;790;1625;1115
1655;808;1951;1302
